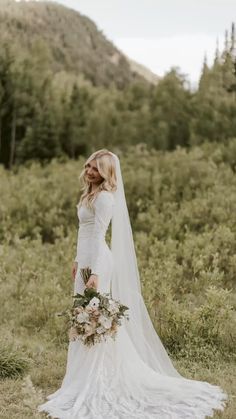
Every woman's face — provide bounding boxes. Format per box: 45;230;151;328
85;159;103;185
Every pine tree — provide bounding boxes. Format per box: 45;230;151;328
222;23;236;93
0;44;16;169
59;84;92;158
228;22;236;94
214;38;220;65
199;53;210;92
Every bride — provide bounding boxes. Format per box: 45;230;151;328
38;149;227;418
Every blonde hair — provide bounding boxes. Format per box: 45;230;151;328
77;149;117;209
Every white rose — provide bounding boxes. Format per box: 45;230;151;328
88;297;100;309
99;315;112;329
77;311;90;323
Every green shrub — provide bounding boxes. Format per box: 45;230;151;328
0;345;29;379
0;142;235;362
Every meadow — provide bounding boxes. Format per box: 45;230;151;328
0;142;236;418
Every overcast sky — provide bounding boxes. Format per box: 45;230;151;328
53;0;235;86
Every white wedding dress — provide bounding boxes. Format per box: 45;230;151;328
38;190;227;419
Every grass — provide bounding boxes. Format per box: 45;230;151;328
0;333;234;418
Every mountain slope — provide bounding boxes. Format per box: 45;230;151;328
128;58;160;85
0;0;157;88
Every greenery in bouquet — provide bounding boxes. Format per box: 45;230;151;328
61;268;129;347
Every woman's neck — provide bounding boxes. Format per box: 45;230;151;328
91;183;100;192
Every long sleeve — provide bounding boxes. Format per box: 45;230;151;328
90;191;114;276
74;229;80;263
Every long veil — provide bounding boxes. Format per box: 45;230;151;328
110;152;181;378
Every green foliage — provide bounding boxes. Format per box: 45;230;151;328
148;68;192;149
0;344;29;379
0;3;236;169
1;143;235;355
0;158;84;242
0;143;235;416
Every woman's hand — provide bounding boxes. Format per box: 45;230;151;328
86;274;98;290
72;261;78;280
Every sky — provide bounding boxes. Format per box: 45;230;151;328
51;1;235;86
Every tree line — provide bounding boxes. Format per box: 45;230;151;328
0;23;236;169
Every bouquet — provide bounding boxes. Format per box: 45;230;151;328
61;268;129;347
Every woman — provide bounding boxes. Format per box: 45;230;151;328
38;149;227;418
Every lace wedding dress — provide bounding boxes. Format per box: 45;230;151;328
38;190;227;419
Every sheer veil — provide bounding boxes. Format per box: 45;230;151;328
110;152;181;378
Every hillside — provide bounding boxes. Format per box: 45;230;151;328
0;0;155;88
128;57;160;85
